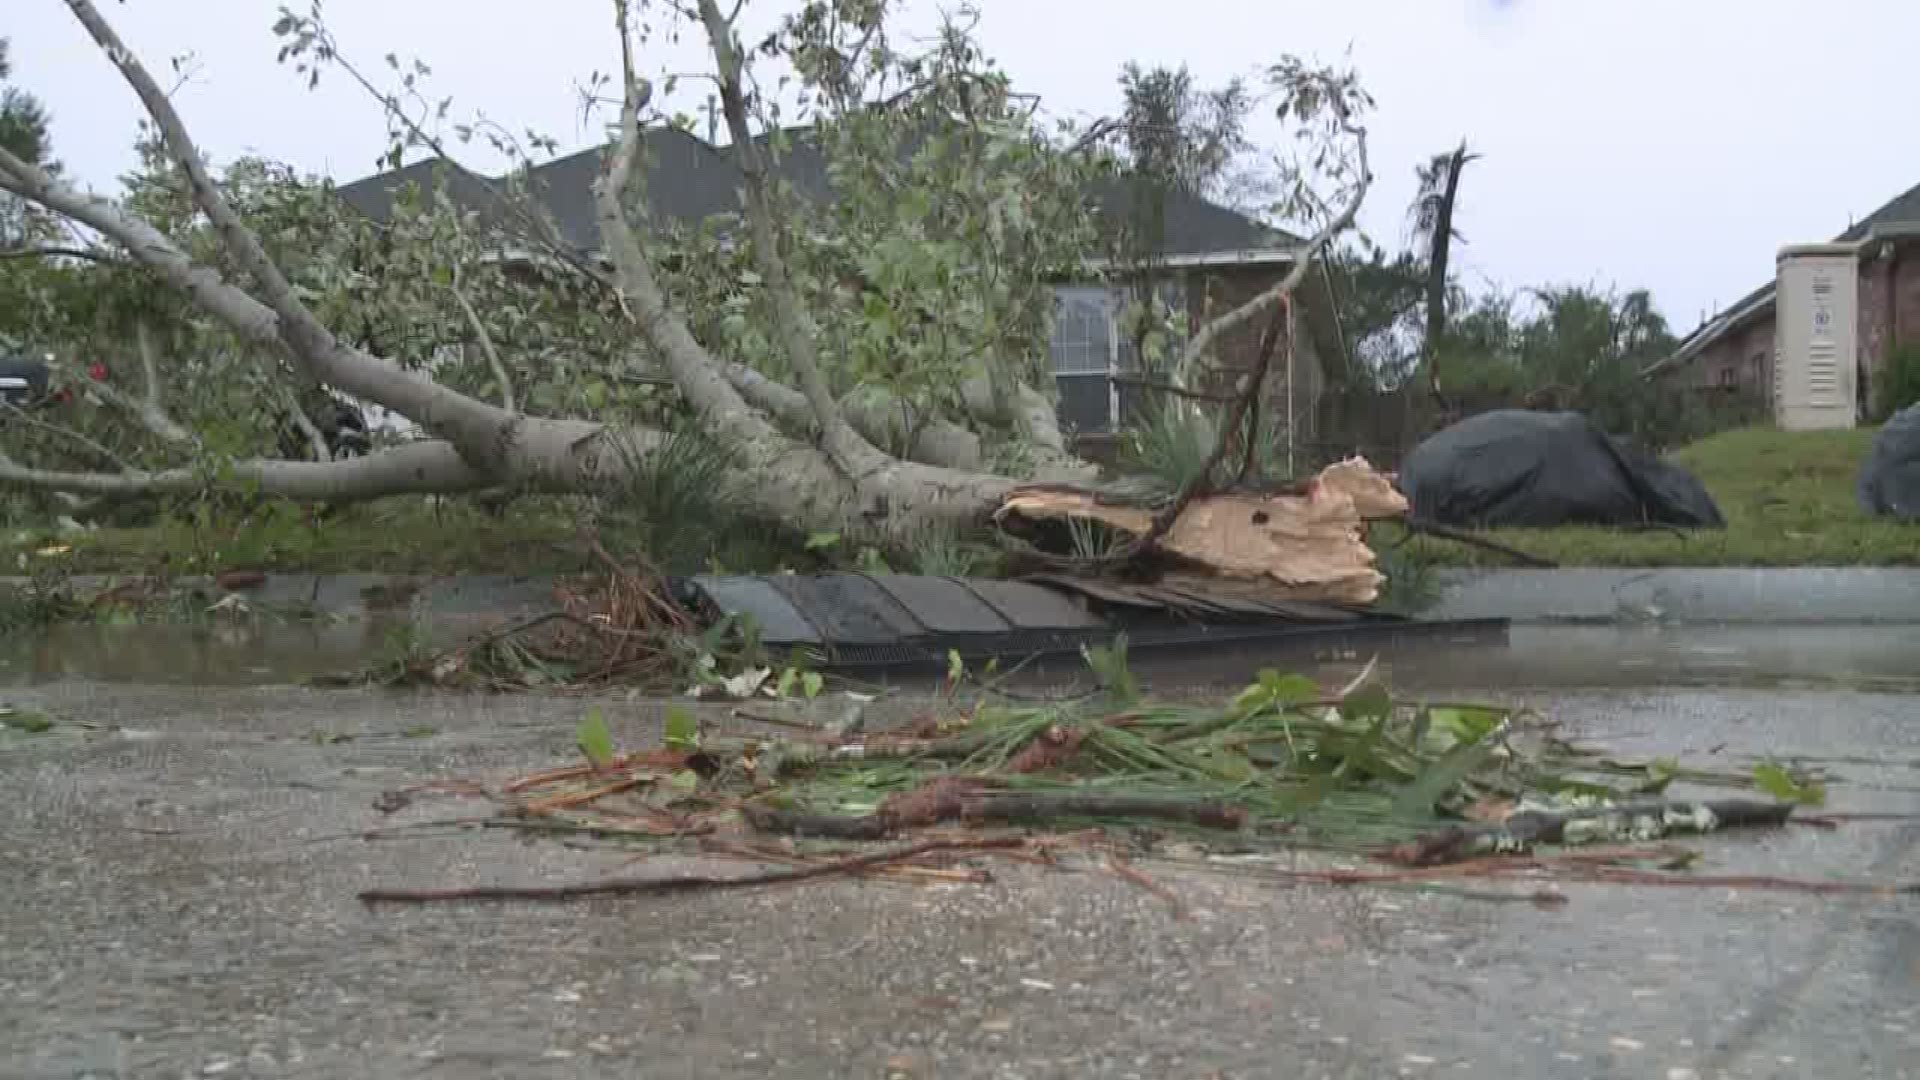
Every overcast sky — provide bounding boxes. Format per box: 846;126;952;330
12;0;1920;333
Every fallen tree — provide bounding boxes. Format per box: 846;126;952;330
0;1;1391;599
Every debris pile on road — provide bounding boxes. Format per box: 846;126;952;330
356;660;1889;908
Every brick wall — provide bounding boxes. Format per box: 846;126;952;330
1842;237;1920;413
1690;315;1775;397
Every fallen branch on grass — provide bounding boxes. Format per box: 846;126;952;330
357;835;1025;904
1402;517;1558;568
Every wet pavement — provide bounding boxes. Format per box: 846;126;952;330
1;636;1918;1078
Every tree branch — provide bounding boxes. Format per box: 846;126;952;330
0;402;133;471
0;439;495;502
722;361;983;470
696;0;893;482
0;445;86;510
127;321;196;445
1109;373;1240;404
38;355;195;450
1120;298;1289;562
0;245;125;264
45;0;518;462
1169;91;1372;392
278;10;609;287
266;376;332;462
63;0;335;375
451;264;517;413
593;1;795;451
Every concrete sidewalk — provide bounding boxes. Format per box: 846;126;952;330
2;681;1916;1079
11;566;1920;632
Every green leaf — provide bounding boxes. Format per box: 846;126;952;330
1753;761;1826;806
947;648;965;685
1258;670;1319;706
576;707;614;768
668;768;701;794
664;706;699;751
1428;705;1506;744
774;666;797;700
804;531;841;551
1392;733;1501;819
800;671;824;700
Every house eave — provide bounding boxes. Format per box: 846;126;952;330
1079;247;1299;273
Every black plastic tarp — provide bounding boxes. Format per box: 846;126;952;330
1857;403;1920;521
1397;410;1726;530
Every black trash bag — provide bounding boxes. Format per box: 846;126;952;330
1397;410;1725;530
1857;403;1920;521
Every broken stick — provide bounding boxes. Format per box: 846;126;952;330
357;836;1024;905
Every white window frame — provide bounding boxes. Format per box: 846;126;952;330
1048;285;1123;433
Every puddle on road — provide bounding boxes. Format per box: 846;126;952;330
2;619;1917;693
0;619;416;687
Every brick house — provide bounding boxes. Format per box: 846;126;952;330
334;125;1336;459
1645;179;1920;424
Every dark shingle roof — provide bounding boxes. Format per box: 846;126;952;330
334;158;513;227
1082;175;1290;256
334;124;1283;260
1838;178;1920;240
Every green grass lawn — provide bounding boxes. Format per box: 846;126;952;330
1392;425;1920;568
6;497;591;577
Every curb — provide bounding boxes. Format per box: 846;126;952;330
1420;567;1920;625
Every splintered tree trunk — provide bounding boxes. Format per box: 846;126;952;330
1420;144;1472;409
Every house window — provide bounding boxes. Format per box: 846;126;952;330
1048;286;1120;434
1047;280;1190;434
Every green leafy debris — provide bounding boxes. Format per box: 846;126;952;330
1752;760;1827;806
0;707;55;734
576;707;615;769
663;706;699;752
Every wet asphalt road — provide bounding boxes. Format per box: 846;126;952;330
2;674;1918;1079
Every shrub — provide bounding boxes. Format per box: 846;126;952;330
1873;341;1920;422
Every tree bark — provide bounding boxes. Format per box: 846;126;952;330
1420;144;1470;408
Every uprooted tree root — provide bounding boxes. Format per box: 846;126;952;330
353;672;1915;908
